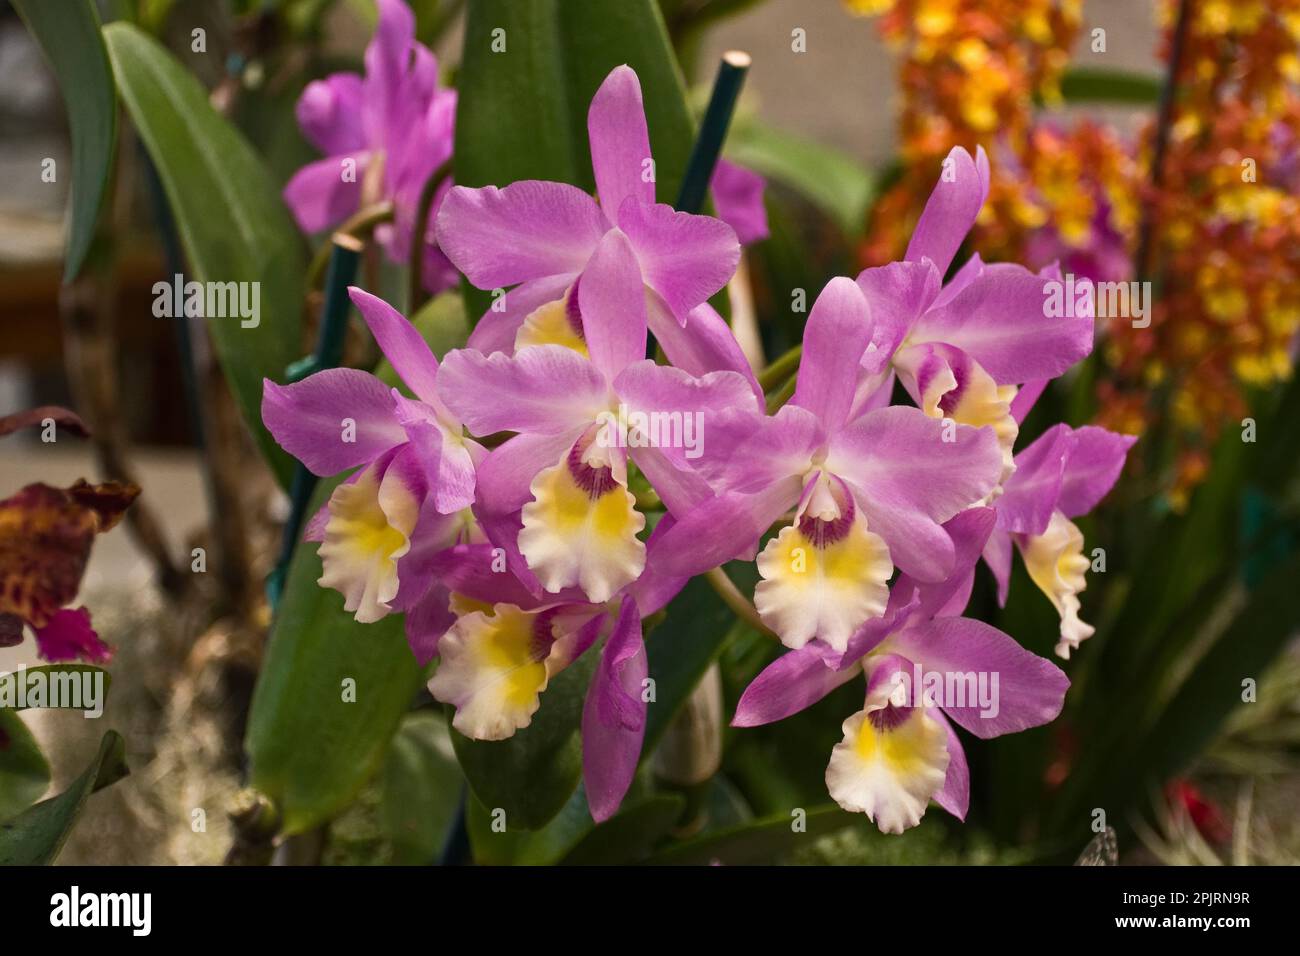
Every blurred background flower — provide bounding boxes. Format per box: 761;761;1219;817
1099;0;1300;507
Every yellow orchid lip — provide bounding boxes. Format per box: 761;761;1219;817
1018;510;1095;659
826;702;950;835
430;600;611;743
514;286;589;357
755;477;893;652
518;432;646;604
429;604;556;741
317;456;420;624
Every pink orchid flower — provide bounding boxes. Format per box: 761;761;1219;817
435;64;759;396
284;0;458;294
854;146;1096;478
425;527;688;821
733;508;1070;834
982;412;1136;658
710;158;768;246
435;229;753;604
262;289;483;662
651;276;1006;652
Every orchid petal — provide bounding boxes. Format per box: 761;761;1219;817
910;264;1093;383
929;251;985;310
828;406;1002;581
392;395;477;514
612;359;755;471
578;229;647;382
854;258;941;371
474;429;585;518
429;604;554;740
616;198;739;326
889;616;1070;738
628;517;691;615
893;343;1018;481
648;302;763;407
295;74;366;155
349;288;442;406
896;507;996;621
982;528;1014;607
34;607;111;664
466;275;578;355
791;277;874;432
426;543;559;610
518;443;645;603
732;646;860;727
997;423;1074;535
826;670;950;834
262;369;407;476
437;346;609;437
652;476;804;578
695;403;821;494
847;369;896;421
317;448;422;623
435;181;607;289
1010;379;1048;424
1019;511;1095;658
582;596;647;823
1057;426;1136;518
626;442;714;517
403;583;454;666
389;500;467;611
588;65;656;214
932;711;970;821
755;505;892;652
362;0;418;144
283;153;369;234
710;159;768;245
905;145;989;277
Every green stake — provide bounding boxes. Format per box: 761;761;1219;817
675;50;751;215
648;50;752;362
267;234;362;609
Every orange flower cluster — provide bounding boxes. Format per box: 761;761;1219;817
850;0;1300;505
1000;120;1139;282
1097;0;1300;491
850;0;1141;275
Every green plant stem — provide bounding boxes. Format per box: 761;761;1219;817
305;201;394;289
766;373;798;414
757;344;801;391
407;161;452;313
704;567;774;639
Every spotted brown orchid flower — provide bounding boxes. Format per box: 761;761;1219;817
0;406;138;663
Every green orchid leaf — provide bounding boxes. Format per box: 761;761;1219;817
0;730;128;865
0;710;51;823
14;0;117;282
104;23;305;487
244;479;426;836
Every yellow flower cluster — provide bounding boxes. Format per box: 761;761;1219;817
1098;0;1300;500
